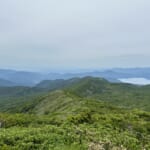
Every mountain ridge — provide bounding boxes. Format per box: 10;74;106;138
1;68;150;87
0;76;150;113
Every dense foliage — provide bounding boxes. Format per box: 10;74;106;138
0;77;150;149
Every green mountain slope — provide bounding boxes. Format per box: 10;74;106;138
65;77;150;111
0;77;150;149
36;76;150;112
0;90;150;149
19;90;124;116
0;76;150;113
36;78;81;91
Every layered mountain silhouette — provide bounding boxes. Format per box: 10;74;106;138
1;68;150;86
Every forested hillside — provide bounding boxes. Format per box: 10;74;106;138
0;77;150;149
1;77;150;112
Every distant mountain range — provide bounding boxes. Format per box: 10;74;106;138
0;78;17;87
1;68;150;86
0;69;44;86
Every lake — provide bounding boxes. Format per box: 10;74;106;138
119;78;150;85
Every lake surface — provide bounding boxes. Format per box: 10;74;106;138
119;78;150;85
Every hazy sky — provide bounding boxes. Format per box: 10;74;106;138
0;0;150;71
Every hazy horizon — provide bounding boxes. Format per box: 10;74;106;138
0;0;150;70
1;67;150;74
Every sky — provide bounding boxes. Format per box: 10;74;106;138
0;0;150;71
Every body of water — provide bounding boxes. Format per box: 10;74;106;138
119;78;150;85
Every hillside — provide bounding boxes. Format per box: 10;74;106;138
0;77;150;113
0;77;150;149
36;76;150;111
0;90;150;149
64;77;150;111
36;78;80;91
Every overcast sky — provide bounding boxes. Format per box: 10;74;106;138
0;0;150;71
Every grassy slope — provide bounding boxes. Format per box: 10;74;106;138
0;77;150;112
0;77;150;149
0;90;150;149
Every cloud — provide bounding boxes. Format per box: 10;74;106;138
0;0;150;70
